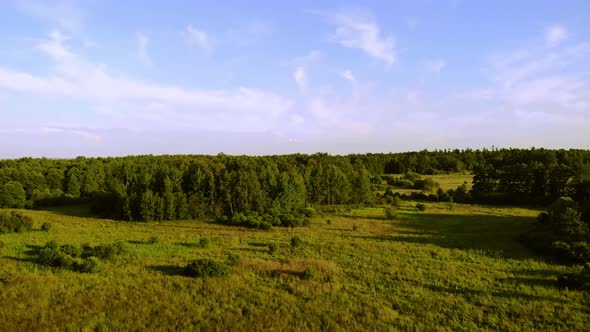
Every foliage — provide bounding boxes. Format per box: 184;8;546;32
226;254;241;266
147;236;160;245
416;203;427;211
290;236;303;248
40;222;52;232
0;181;27;208
558;263;590;290
78;257;102;273
183;259;228;278
384;207;397;220
0;211;33;234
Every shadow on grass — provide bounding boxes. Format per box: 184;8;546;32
36;203;101;219
147;265;185;276
344;212;538;260
247;242;269;247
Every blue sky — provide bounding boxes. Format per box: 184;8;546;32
0;0;589;157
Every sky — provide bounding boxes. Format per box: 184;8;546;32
0;0;589;158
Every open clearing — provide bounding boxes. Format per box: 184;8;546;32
0;201;588;331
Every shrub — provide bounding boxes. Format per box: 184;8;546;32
352;225;358;231
290;236;303;248
78;256;101;273
326;219;332;225
416;203;427;211
40;222;53;232
0;211;33;234
60;244;82;258
391;196;403;208
147;236;160;245
197;238;210;248
301;267;315;280
38;242;74;269
384;207;397;220
90;241;127;260
227;254;241;266
183;259;228;278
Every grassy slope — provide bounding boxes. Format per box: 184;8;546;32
0;202;588;331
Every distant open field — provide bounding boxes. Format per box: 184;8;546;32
382;173;473;195
1;200;587;331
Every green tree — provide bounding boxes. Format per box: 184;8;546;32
0;181;27;208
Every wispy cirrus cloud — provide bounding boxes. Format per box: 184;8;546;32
294;66;306;91
323;10;396;66
136;32;152;66
185;25;212;51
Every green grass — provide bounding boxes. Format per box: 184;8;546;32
385;173;473;194
0;202;588;331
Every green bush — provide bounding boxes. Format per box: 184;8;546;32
147;236;160;245
384;207;397;220
88;241;127;260
227;254;241;266
416;203;427;211
352;225;359;231
60;244;82;258
326;219;332;225
291;236;303;248
301;267;315;280
391;196;403;207
38;242;74;269
196;238;210;248
183;259;228;278
78;256;101;273
0;211;33;234
40;223;53;232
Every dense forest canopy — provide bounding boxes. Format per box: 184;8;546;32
0;148;589;224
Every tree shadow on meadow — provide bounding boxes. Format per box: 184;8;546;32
345;212;539;260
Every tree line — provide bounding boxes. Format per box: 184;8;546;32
1;149;589;223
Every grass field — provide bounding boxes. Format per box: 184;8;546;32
384;173;473;195
1;201;588;331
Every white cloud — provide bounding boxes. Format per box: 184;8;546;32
546;24;569;47
136;32;152;66
424;59;447;73
0;31;294;133
185;25;212;50
294;66;306;90
326;12;396;66
339;69;356;82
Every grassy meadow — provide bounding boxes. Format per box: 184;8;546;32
0;201;588;331
385;173;473;195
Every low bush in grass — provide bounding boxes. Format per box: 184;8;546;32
196;238;210;248
147;236;160;245
291;236;303;248
183;259;228;278
36;240;126;273
227;254;241;266
40;222;53;232
0;211;33;234
268;243;278;254
416;203;427;211
384;207;397;220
